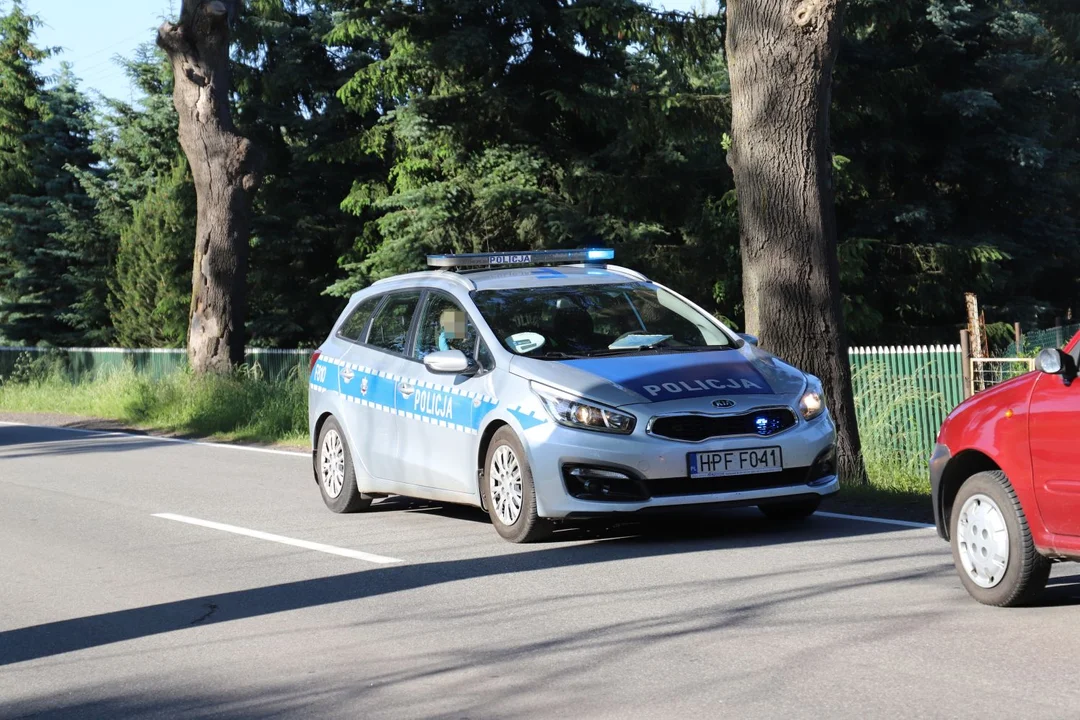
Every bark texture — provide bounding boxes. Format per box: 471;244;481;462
157;0;261;374
725;0;867;483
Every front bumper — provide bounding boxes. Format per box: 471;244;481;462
929;443;952;539
521;411;838;519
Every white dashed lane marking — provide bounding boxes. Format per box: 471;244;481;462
152;513;403;564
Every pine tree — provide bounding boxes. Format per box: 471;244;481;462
50;66;113;344
834;0;1080;342
0;0;43;201
0;64;102;345
328;0;734;316
75;44;195;347
232;0;378;346
109;158;195;347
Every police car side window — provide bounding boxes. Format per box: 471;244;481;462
476;339;494;370
413;294;479;361
337;296;381;343
367;291;422;355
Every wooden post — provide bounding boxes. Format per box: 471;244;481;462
1056;317;1065;348
965;293;984;359
961;329;973;398
1013;322;1022;354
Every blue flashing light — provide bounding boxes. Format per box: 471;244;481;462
755;415;784;436
427;248;614;269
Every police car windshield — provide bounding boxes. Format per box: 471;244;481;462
472;282;734;358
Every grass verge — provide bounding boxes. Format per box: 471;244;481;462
0;363;308;446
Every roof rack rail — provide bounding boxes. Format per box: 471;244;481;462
426;248;615;270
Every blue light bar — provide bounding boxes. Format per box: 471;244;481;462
427;248;615;269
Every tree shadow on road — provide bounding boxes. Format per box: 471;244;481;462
0;511;942;669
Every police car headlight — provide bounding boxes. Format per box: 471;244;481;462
799;377;826;421
531;382;636;434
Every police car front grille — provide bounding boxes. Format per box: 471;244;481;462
648;408;797;442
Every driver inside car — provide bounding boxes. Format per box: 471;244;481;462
438;308;469;352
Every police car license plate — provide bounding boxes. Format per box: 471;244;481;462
687;447;782;478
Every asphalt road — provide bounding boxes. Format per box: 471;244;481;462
2;422;1080;720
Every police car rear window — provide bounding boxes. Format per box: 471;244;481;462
367;291;422;354
338;296;381;342
472;283;732;358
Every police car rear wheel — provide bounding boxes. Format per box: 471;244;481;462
485;427;550;543
317;417;372;514
757;497;820;522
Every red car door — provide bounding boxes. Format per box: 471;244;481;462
1030;343;1080;536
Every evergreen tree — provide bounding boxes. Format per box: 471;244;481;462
0;0;43;201
232;0;379;346
834;0;1080;343
328;0;734;317
109;157;195;347
76;44;194;347
0;64;102;345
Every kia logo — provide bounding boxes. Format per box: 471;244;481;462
712;399;736;409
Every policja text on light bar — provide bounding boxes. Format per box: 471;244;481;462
426;248;615;269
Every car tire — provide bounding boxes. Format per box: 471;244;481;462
949;470;1050;607
758;497;821;522
317;417;372;514
484;427;550;543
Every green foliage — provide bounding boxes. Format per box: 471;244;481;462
851;359;946;492
0;60;104;345
0;0;44;200
232;0;376;345
329;0;737;317
0;349;63;385
835;0;1080;343
1;0;1077;353
108;158;195;348
67;45;194;348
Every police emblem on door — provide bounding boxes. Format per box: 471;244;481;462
360;377;369;397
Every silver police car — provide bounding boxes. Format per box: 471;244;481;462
308;249;838;542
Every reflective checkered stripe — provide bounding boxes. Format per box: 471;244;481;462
310;356;499;435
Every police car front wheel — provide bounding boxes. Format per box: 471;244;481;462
484;427;550;543
317;417;372;514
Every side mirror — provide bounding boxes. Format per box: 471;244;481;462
739;333;759;347
1035;347;1077;385
423;349;476;376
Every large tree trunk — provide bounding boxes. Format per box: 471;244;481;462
157;0;261;374
725;0;867;484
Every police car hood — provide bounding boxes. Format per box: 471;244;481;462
510;346;807;409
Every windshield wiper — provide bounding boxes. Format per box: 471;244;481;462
583;344;730;357
534;351;591;359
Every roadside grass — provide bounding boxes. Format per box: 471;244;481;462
826;361;940;523
0;359;308;446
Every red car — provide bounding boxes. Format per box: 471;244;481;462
931;331;1080;606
